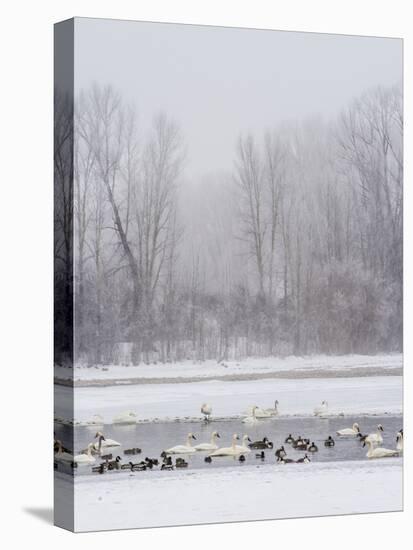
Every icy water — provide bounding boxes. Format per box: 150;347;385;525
54;414;402;476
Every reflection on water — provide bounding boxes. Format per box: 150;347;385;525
54;414;402;476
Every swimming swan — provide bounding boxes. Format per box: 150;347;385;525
74;443;96;465
245;405;271;418
112;411;137;425
366;424;384;445
313;401;328;417
165;433;197;454
194;431;221;451
201;403;212;422
93;431;121;450
396;430;403;452
242;406;259;424
363;440;399;459
235;434;252;453
209;434;241;457
336;423;360;436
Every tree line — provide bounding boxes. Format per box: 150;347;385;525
54;83;402;366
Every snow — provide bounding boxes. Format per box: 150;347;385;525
58;458;402;531
54;375;402;424
55;354;402;383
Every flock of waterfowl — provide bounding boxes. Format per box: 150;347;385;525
54;400;403;474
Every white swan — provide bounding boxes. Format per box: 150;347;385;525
364;439;399;459
314;401;328;417
93;431;121;451
194;431;220;451
74;443;96;465
245;405;271;418
366;424;384;445
264;400;279;416
242;406;259;424
235;434;252;453
112;411;137;425
336;423;360;436
209;434;241;457
165;433;197;454
396;430;403;452
201;403;212;422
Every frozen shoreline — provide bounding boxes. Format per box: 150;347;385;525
54;375;402;424
55;353;402;386
58;458;403;531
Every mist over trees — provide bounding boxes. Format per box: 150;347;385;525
54;82;402;366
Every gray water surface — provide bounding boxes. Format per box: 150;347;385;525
54;414;402;476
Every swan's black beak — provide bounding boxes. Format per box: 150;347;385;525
379;426;384;431
216;433;221;438
247;437;252;442
192;435;197;440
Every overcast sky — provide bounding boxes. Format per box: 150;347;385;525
75;18;402;179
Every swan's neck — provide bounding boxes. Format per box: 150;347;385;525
186;436;193;447
232;438;238;449
210;434;217;444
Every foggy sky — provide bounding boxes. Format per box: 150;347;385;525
74;17;402;179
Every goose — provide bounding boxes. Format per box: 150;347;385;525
161;463;174;470
93;431;121;450
209;434;241;457
107;456;122;470
296;454;311;463
336;423;360;436
235;435;252;453
313;400;328;417
242;406;259;424
112;411;137;425
194;431;221;451
275;446;287;459
165;433;197;454
363;440;399;459
264;400;279;416
396;430;403;452
308;442;318;452
366;424;384;445
278;457;294;464
73;443;96;465
324;436;335;447
201;403;212;422
92;463;106;474
248;437;273;450
284;434;294;444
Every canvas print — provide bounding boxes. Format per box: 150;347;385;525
54;18;403;532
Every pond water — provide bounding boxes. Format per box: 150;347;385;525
54;414;402;476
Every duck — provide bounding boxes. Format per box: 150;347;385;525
248;437;273;450
194;431;221;451
255;451;265;459
264;400;279;416
296;454;311;463
175;458;189;468
396;430;403;452
101;453;113;461
242;406;259;424
209;434;241;457
363;440;399;459
313;400;328;417
93;431;121;450
292;436;307;450
162;456;173;466
366;424;384;445
235;435;252;453
131;462;147;471
165;433;197;454
324;436;335;447
238;454;246;462
275;446;287;459
308;442;318;452
124;447;142;455
73;443;96;465
284;434;294;444
278;457;294;464
92;463;107;474
336;423;360;436
112;411;137;425
201;403;212;422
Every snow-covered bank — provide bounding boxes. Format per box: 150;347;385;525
54;375;402;424
64;458;402;531
55;354;402;385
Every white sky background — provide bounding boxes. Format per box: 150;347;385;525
74;17;402;181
